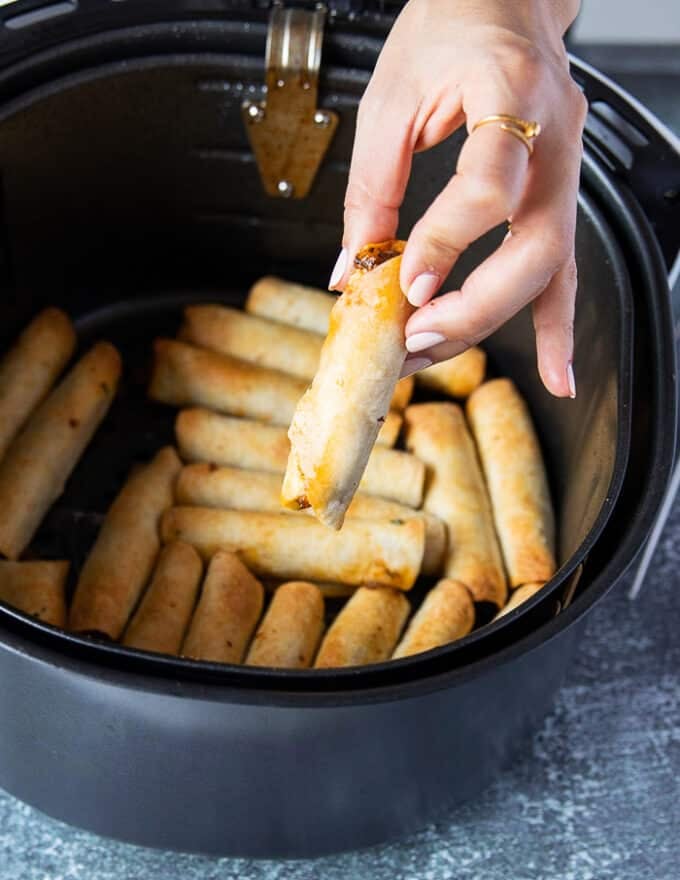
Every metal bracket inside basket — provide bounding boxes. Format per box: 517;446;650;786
241;5;339;199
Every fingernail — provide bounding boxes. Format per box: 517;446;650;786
407;273;440;307
405;331;447;354
567;362;576;399
400;356;433;379
328;248;348;290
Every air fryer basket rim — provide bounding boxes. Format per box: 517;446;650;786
0;52;634;686
0;21;674;694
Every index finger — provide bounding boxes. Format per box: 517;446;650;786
331;86;417;290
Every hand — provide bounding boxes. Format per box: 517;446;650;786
329;0;586;398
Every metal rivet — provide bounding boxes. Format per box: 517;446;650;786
276;79;285;88
245;103;265;123
314;110;331;127
302;80;311;90
277;180;294;198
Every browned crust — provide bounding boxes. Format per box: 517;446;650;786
353;240;406;273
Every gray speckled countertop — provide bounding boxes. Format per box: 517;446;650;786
2;58;680;880
2;495;679;880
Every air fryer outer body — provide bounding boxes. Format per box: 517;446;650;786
0;610;585;858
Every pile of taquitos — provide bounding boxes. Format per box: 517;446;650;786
0;255;556;668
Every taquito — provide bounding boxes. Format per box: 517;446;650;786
122;540;203;654
175;409;424;507
392;578;474;658
148;339;307;427
0;308;76;462
0;341;121;560
179;304;323;381
466;379;556;587
161;507;425;590
68;446;182;638
494;582;546;619
282;240;413;528
246;581;324;668
176;463;445;575
245;276;336;335
0;559;69;627
404;402;507;607
416;347;486;399
181;550;264;663
314;586;409;668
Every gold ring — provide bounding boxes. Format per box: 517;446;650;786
471;114;541;156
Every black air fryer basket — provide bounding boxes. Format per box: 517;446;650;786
0;0;677;859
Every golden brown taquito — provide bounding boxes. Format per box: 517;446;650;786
493;582;547;620
404;402;507;608
0;342;121;560
179;304;323;381
68;446;182;638
416;347;486;399
175;463;444;576
314;586;409;668
245;581;324;668
161;507;425;590
181;550;264;663
245;276;336;335
392;578;474;658
0;308;76;462
0;559;69;627
282;241;413;528
148;339;307;427
122;540;203;654
466;379;556;587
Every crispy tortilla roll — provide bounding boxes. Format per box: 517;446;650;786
176;464;444;575
179;304;323;382
245;581;324;668
390;376;414;411
404;402;507;607
282;241;414;528
181;550;264;663
122;541;203;654
376;410;402;447
494;582;546;619
0;308;76;462
0;560;69;627
0;342;121;560
392;579;474;659
245;276;336;335
466;379;556;587
148;339;307;427
68;447;182;638
161;507;425;590
176;409;423;506
416;347;486;399
314;586;409;668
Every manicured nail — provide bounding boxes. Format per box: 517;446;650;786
405;331;447;354
567;362;576;399
328;248;348;290
407;273;440;307
400;356;433;379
